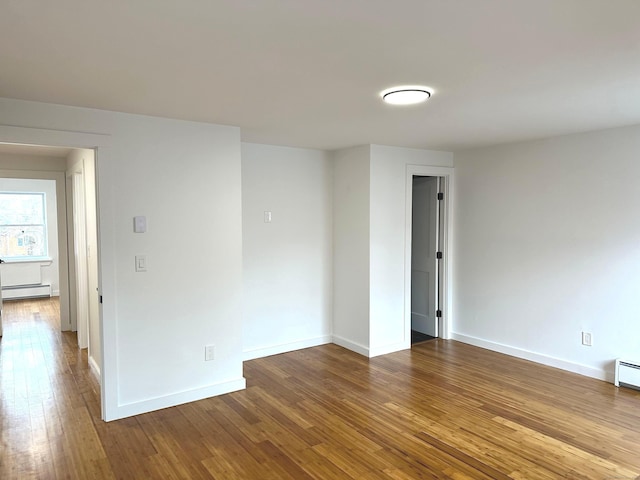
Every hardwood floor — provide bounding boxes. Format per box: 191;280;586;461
2;298;640;479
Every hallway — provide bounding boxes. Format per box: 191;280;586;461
0;298;106;477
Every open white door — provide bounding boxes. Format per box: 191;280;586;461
411;176;439;337
72;171;89;349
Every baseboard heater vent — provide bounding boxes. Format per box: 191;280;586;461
615;359;640;391
2;284;52;300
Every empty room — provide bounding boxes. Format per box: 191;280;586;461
1;1;640;478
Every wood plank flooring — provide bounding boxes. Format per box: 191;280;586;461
1;298;640;479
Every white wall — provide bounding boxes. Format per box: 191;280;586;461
0;176;59;294
332;146;371;354
453;124;640;381
0;97;245;420
331;144;453;357
241;143;332;359
368;145;453;355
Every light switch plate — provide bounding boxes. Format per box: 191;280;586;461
135;255;147;272
205;345;215;361
134;216;147;233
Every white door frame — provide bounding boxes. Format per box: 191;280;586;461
405;165;454;341
0;124;111;420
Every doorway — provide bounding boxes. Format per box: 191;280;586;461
0;143;101;376
66;149;100;375
410;176;442;344
405;165;453;347
0;125;110;420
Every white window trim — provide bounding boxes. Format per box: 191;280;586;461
0;191;48;259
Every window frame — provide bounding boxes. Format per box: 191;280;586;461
0;191;49;260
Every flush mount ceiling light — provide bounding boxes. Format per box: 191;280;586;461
381;85;433;105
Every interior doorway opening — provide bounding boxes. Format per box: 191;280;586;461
0;125;109;420
0;142;101;379
410;176;443;344
66;149;100;372
405;164;453;348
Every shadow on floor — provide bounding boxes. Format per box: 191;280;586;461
411;330;435;345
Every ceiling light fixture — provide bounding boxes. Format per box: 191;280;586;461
381;85;433;105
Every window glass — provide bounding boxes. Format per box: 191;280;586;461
0;192;47;258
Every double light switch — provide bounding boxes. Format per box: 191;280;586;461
134;216;147;272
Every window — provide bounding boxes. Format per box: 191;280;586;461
0;192;47;258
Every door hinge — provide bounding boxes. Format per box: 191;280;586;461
436;251;443;259
436;310;442;318
437;192;444;200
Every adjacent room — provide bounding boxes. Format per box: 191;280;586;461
1;1;639;478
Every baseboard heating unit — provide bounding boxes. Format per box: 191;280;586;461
2;284;52;300
615;359;640;391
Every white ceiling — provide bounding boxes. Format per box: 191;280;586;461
1;0;640;151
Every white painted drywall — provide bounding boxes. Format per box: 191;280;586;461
0;97;245;420
453;124;640;381
331;144;453;357
368;145;453;355
332;146;371;354
0;175;60;296
241;143;332;359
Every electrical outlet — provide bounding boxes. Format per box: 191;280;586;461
582;332;592;346
205;345;215;361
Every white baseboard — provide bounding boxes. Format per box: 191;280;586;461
451;333;612;383
331;335;369;357
369;341;410;358
332;336;410;358
88;355;101;381
107;377;246;421
243;335;332;361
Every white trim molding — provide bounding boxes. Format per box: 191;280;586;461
332;335;369;357
243;335;332;361
88;355;101;382
369;341;410;358
452;333;613;383
112;377;247;421
0;124;111;148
